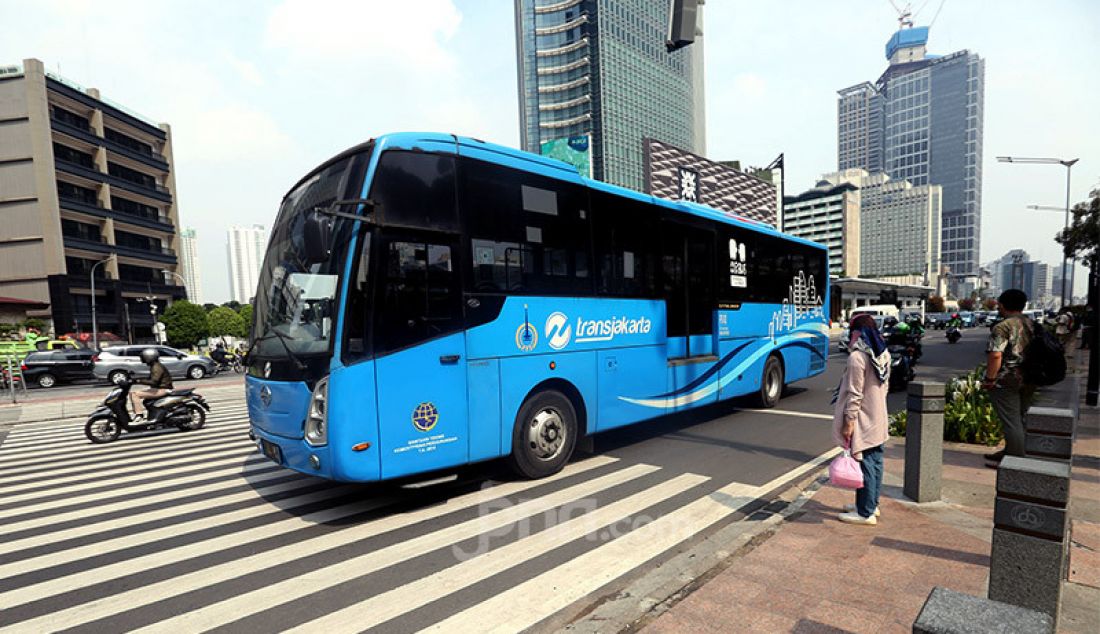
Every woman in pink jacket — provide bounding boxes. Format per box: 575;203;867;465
834;313;891;525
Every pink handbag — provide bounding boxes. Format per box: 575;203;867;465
829;446;864;490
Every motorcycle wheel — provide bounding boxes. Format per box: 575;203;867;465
233;362;243;374
85;415;121;444
178;403;206;431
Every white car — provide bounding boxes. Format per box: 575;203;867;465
93;345;216;384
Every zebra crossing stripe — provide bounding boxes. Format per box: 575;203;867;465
0;410;250;453
0;416;251;458
0;444;255;498
0;452;263;512
3;456;620;633
426;449;841;632
0;431;256;482
0;485;372;605
424;481;761;633
0;468;294;552
131;462;658;634
287;472;710;632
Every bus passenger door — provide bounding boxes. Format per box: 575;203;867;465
373;233;469;479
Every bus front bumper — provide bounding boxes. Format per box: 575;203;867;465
250;424;337;479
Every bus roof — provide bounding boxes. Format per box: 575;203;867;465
315;132;825;253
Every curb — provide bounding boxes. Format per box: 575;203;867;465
561;467;829;633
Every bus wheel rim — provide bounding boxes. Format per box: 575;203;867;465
767;368;780;399
528;408;565;462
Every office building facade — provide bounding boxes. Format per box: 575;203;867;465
227;225;266;304
179;227;202;304
837;26;984;294
0;58;184;341
514;0;705;191
783;178;861;277
992;250;1053;306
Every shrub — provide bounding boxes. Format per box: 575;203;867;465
889;365;1003;446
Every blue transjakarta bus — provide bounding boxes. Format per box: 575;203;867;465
246;132;829;483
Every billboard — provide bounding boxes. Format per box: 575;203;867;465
540;135;592;178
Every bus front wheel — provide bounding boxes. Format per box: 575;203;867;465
756;355;784;408
508;390;578;479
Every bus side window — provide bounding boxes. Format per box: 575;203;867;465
375;238;462;356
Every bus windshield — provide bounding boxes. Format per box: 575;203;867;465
251;152;367;360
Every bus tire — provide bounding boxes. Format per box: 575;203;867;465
508;390;577;480
756;355;784;408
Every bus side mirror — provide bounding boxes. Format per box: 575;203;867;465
302;210;335;264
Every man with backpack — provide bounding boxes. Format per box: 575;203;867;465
982;289;1067;468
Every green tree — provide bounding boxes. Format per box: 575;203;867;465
237;304;253;336
1056;189;1099;269
208;306;246;339
926;295;946;313
161;301;209;348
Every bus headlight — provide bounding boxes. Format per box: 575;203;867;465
304;376;329;446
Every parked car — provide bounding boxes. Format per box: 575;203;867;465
93;345;216;384
21;349;96;388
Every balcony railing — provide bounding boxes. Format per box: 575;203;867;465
51;117;102;146
103;137;169;171
62;234;113;255
57;195;174;233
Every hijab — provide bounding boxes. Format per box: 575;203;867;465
847;314;890;385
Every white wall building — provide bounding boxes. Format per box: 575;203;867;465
226;225;266;305
782;178;861;277
178;227;202;304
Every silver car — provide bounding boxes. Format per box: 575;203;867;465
93;345;216;384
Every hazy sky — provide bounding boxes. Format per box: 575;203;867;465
3;0;1097;302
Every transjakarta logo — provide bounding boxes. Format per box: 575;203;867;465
545;312;572;350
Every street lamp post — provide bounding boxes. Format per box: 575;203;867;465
997;156;1079;307
161;270;187;301
89;255;114;352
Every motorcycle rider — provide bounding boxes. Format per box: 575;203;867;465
210;342;230;370
886;320;911;347
131;348;173;420
947;312;963;328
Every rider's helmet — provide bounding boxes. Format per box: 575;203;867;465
951;313;960;319
216;342;225;349
883;316;898;329
139;348;160;366
896;322;911;335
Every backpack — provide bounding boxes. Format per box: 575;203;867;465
1020;317;1066;386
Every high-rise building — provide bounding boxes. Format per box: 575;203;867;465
993;250;1051;306
179;228;202;304
514;0;705;191
783;178;861;277
227;225;266;304
0;58;185;341
837;25;984;294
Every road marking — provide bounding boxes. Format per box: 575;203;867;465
1;455;620;633
133;461;657;633
0;452;262;512
1;486;371;605
0;445;255;498
425;451;839;633
0;410;250;453
288;472;709;633
734;407;834;420
0;415;251;457
0;468;294;551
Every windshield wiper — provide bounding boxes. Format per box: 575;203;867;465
254;327;307;372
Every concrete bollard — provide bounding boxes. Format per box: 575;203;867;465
988;456;1072;624
912;587;1053;634
904;381;944;503
1025;406;1075;463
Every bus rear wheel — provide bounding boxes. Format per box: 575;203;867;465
756;355;784;408
508;390;577;479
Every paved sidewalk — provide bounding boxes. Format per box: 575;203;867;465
643;354;1100;632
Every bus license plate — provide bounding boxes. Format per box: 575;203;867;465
260;439;283;464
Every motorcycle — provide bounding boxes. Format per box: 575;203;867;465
212;353;244;375
888;344;915;392
946;326;961;344
84;375;210;444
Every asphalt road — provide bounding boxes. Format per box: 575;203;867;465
0;332;987;632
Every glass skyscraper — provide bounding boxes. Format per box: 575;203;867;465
837;26;984;294
514;0;705;191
